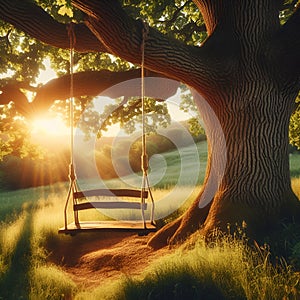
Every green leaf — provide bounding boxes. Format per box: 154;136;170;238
58;6;73;18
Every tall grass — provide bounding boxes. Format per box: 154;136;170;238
28;195;77;299
0;182;68;222
0;211;32;299
292;177;300;199
29;265;77;300
27;188;179;299
74;232;300;300
0;213;26;277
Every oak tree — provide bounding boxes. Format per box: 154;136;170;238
0;0;299;247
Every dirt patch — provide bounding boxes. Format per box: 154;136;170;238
48;231;169;288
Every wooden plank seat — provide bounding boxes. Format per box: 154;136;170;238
59;220;156;234
74;201;147;211
73;188;148;211
73;188;148;199
59;188;155;235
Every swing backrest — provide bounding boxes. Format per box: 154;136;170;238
73;188;148;211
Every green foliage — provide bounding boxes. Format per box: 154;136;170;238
0;154;68;190
279;0;300;24
0;27;50;83
96;97;171;138
289;93;300;149
123;0;207;45
0;105;43;160
37;0;83;23
179;86;205;136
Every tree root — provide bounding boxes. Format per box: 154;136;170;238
148;198;212;249
147;216;182;249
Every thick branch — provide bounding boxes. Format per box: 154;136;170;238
0;82;32;117
0;0;105;52
72;0;210;88
192;0;221;35
0;69;179;118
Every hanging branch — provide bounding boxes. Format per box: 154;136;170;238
0;68;179;118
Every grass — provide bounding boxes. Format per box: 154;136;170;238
0;141;299;299
0;211;32;298
292;177;300;199
29;265;77;300
75;232;300;300
290;153;300;178
0;213;26;276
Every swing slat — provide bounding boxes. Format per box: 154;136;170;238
74;201;147;211
73;189;148;199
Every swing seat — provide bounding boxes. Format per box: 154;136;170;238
58;220;156;234
60;23;156;236
59;188;156;235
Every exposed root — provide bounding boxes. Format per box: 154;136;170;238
148;198;212;249
147;217;182;249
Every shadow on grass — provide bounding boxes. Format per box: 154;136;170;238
0;213;32;299
120;270;232;300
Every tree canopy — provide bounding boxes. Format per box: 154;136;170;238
0;0;299;160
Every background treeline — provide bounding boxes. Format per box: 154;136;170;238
0;150;70;190
1;125;299;191
94;129;206;179
0;125;206;190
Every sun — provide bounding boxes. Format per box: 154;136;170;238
31;116;69;136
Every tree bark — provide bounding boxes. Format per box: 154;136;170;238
149;1;300;247
149;80;300;248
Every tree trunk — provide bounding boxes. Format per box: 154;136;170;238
146;0;300;249
206;91;299;227
148;71;300;249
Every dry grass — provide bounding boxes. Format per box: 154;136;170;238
292;177;300;199
0;213;26;276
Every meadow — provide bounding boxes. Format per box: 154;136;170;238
0;141;300;299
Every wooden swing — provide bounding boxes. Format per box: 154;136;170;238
59;22;156;235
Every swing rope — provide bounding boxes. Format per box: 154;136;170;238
67;23;76;181
140;20;155;226
141;20;148;175
63;23;78;229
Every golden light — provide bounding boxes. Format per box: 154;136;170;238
31;116;69;136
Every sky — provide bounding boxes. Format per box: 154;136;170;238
24;58;200;140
